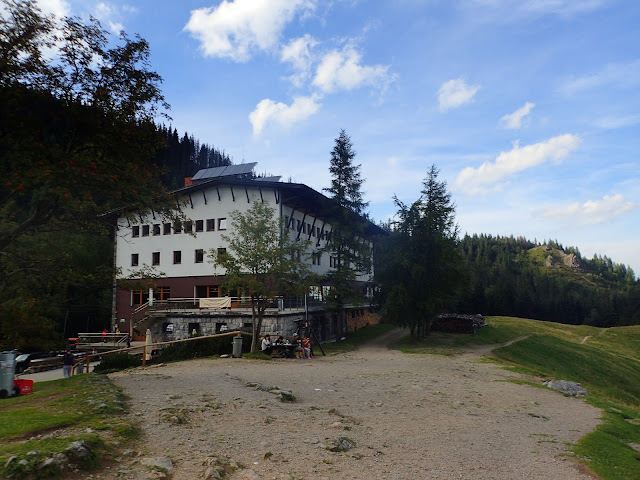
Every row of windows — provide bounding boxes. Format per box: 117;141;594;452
131;249;330;268
284;215;331;240
131;248;227;267
131;218;227;238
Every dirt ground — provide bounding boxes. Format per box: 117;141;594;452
102;329;601;480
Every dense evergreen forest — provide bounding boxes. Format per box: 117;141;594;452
155;125;232;190
453;234;640;327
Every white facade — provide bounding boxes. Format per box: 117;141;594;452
115;181;372;282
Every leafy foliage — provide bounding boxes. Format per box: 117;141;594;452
0;1;177;349
212;202;311;351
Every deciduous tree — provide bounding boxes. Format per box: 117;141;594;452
212;202;311;352
0;0;173;349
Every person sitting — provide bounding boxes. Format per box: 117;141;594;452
302;337;312;359
291;333;304;359
261;334;272;355
275;335;285;345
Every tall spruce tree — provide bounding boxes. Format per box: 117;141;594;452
323;130;372;334
380;165;464;338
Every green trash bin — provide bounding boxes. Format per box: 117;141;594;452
232;335;243;358
0;351;17;399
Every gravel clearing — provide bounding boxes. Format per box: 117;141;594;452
104;329;601;480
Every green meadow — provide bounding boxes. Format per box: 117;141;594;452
0;375;137;478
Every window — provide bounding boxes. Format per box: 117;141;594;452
152;252;160;265
184;221;193;233
206;219;215;231
196;285;219;298
307;223;312;235
154;287;170;302
296;220;301;232
217;247;227;257
188;323;201;335
132;226;140;237
195;249;204;263
163;223;171;235
284;215;289;228
195;219;204;232
163;322;174;334
218;218;227;230
173;223;182;234
132;289;149;306
312;253;321;266
131;253;139;266
153;224;161;236
173;250;181;264
142;225;150;237
215;322;228;333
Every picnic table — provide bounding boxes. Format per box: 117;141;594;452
270;344;297;358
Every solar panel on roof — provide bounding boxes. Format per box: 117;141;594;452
192;162;257;180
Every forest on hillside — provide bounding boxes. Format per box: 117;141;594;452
155;125;232;190
453;234;640;327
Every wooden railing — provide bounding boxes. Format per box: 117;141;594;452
71;331;253;374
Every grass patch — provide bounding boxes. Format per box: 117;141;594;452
243;351;272;360
158;335;251;363
0;374;137;479
321;323;396;353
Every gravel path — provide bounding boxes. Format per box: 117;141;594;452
104;329;601;480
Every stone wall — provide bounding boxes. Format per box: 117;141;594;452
146;307;379;344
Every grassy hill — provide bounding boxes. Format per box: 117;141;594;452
398;316;640;480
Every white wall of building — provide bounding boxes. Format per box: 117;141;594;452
116;183;370;281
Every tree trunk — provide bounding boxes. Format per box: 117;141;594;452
250;297;258;352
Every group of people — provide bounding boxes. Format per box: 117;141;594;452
261;333;313;359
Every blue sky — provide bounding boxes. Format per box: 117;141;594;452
39;0;639;275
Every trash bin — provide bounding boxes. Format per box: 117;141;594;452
232;335;243;358
0;351;17;398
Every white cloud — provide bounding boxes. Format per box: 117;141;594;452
560;59;640;95
437;78;480;112
500;101;535;129
536;194;638;226
312;45;394;94
249;95;320;135
470;0;606;18
184;0;315;62
280;34;318;88
35;0;70;18
454;134;581;193
594;114;640;130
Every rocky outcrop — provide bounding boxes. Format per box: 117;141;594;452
543;380;588;396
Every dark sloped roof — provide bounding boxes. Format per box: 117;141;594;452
175;177;387;237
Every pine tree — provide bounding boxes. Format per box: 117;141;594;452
323;130;372;333
380;165;464;338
